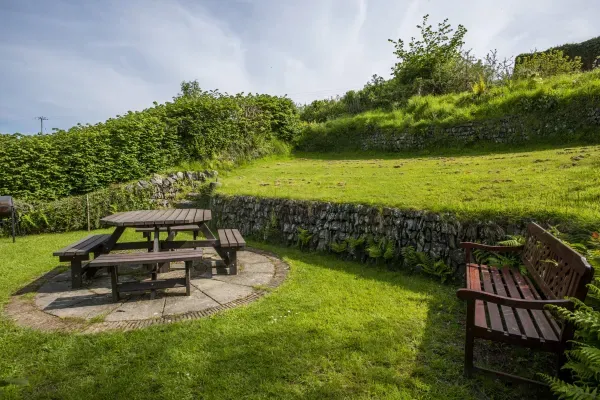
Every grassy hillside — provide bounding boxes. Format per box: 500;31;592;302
298;70;600;151
218;144;600;231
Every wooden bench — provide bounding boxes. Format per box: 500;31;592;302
457;223;594;385
136;224;201;241
53;234;111;289
216;229;246;275
88;249;204;302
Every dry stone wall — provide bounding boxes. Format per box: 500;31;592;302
361;109;600;151
208;195;532;276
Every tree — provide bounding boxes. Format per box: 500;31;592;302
388;14;467;97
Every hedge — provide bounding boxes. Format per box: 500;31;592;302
0;92;300;201
516;36;600;71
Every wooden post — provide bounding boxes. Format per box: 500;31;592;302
86;194;91;232
11;206;16;243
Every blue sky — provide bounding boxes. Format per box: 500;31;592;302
0;0;598;134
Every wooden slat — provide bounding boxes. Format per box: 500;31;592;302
117;278;186;292
203;209;212;221
143;209;171;226
524;275;562;337
101;212;125;223
181;209;195;224
110;211;139;226
131;210;162;226
58;234;111;256
490;267;522;338
512;272;559;342
161;240;218;250
53;235;95;256
169;209;186;224
158;209;177;224
480;265;504;333
503;269;539;339
89;249;204;267
231;229;246;247
467;264;487;329
224;229;237;247
218;229;230;248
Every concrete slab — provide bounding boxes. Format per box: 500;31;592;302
191;278;253;304
163;289;219;315
242;262;275;274
105;295;166;322
212;272;273;288
237;251;270;264
47;293;120;320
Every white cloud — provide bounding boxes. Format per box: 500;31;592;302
0;0;598;133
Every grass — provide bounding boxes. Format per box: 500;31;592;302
217;143;600;232
298;69;600;151
0;230;554;399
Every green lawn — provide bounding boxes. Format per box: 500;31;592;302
0;231;554;399
218;144;600;231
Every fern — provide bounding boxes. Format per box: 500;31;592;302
330;241;347;254
401;246;453;283
297;227;313;250
383;240;395;260
497;234;525;247
544;262;600;399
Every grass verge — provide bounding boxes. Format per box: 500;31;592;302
0;231;554;399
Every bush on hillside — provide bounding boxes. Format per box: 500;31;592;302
0;82;300;201
517;36;600;71
514;50;582;80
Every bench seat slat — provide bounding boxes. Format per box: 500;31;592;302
480;265;504;333
502;268;540;339
89;250;204;267
224;229;237;247
490;267;522;338
231;229;246;247
218;229;230;248
53;234;110;256
136;224;200;233
512;272;559;342
467;264;487;329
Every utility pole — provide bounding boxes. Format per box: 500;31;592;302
36;116;48;134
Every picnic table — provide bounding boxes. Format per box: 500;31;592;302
54;209;246;299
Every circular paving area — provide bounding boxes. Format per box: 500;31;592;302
5;248;288;333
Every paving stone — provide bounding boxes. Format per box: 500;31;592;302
237;251;270;264
53;271;72;282
241;262;275;274
46;294;120;320
105;295;166;322
191;279;253;304
163;289;219;315
87;276;112;295
211;272;273;288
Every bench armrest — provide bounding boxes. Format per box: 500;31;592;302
456;289;573;311
460;242;524;252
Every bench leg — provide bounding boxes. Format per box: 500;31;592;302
71;260;83;289
110;266;120;302
185;261;192;296
464;300;475;377
229;251;238;275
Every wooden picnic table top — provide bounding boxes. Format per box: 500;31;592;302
100;209;212;227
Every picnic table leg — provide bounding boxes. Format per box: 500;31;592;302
158;227;175;273
71;259;83;289
151;226;160;299
110;266;120;302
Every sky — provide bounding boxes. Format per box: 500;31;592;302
0;0;598;134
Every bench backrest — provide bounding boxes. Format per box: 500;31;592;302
522;223;594;300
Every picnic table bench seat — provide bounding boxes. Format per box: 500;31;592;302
456;223;594;385
53;234;111;288
215;229;246;275
136;224;202;239
89;249;204;301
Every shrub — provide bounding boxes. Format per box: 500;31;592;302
513;50;582;80
0;82;301;201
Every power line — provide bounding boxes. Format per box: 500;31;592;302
35;116;48;134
